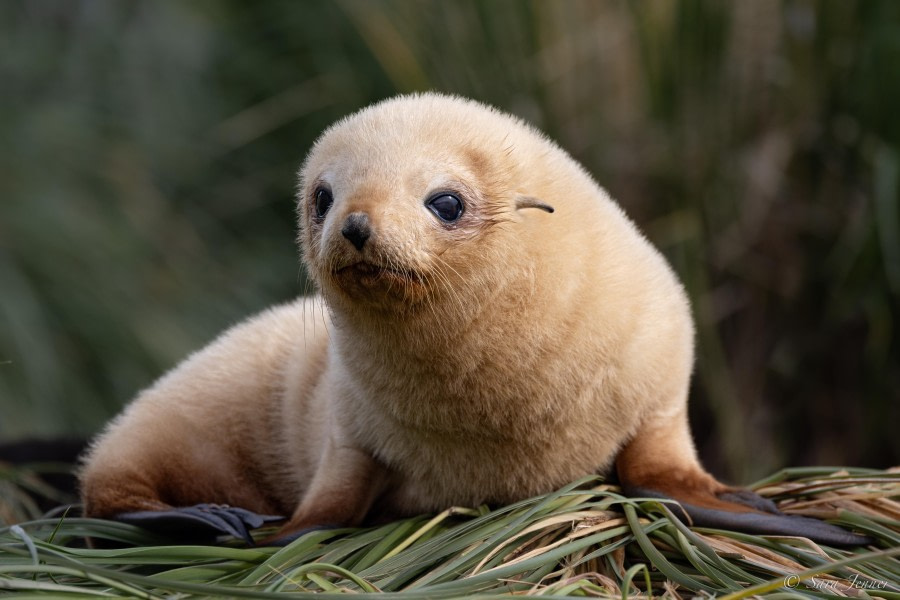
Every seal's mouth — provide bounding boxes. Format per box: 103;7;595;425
333;261;422;287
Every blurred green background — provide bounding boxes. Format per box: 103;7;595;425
1;1;898;484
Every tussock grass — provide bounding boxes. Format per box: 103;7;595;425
1;467;898;598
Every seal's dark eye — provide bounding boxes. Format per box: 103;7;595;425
315;188;333;218
426;194;464;223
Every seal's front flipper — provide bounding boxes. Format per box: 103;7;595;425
116;504;284;545
262;443;389;545
627;485;873;547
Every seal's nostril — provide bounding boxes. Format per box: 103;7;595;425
341;212;371;251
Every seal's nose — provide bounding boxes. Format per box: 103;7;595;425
341;212;371;251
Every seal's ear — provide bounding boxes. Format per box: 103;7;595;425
515;196;555;213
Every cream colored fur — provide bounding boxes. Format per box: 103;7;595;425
80;93;712;535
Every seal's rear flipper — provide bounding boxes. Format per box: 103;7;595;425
616;413;873;547
627;486;874;547
116;504;284;545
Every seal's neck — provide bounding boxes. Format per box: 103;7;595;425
327;264;575;441
328;262;537;365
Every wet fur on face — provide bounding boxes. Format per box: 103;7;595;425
298;98;529;318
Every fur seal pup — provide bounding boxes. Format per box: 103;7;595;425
79;93;870;546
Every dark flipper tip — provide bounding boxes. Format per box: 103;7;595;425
682;503;874;547
626;486;873;547
116;504;285;545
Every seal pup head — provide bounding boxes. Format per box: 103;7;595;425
297;93;558;318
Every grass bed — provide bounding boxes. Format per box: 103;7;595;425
1;467;898;598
